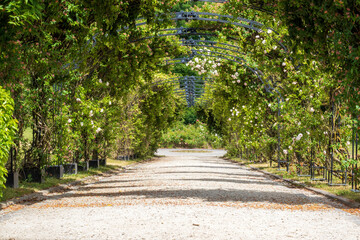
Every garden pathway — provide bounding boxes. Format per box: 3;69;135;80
0;149;360;240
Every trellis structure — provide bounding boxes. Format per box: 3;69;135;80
130;8;290;170
3;0;359;193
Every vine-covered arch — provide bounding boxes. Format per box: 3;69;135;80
1;0;359;193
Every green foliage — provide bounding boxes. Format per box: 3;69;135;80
1;0;360;190
0;87;17;197
160;120;223;149
182;107;197;125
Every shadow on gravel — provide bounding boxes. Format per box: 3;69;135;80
77;185;142;191
159;165;241;170
156;171;265;178
44;188;333;206
91;180;143;185
171;178;280;186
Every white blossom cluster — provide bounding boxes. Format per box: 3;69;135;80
230;107;239;117
186;54;220;77
295;133;303;141
231;72;239;80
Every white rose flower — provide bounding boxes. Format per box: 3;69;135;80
267;29;272;34
99;79;102;83
283;149;288;155
80;122;83;126
68;119;72;123
262;40;266;44
100;109;104;113
106;82;109;86
89;110;93;117
295;133;303;141
96;127;102;133
109;101;112;105
76;98;81;102
310;107;315;113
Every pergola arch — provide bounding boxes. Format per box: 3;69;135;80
99;6;292;168
150;76;214;107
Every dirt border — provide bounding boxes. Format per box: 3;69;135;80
0;158;155;211
224;158;360;209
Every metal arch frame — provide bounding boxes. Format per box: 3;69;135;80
165;50;245;64
131;12;287;51
148;75;214;107
165;53;278;96
61;7;293;170
130;27;221;43
181;39;245;56
152;75;214;86
165;53;285;166
129;11;288;52
181;39;244;53
135;12;266;33
190;0;275;15
130;26;287;61
114;10;289;166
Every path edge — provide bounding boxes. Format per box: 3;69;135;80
0;157;155;211
224;158;360;209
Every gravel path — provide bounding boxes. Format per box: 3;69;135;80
1;149;360;240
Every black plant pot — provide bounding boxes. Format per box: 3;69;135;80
99;159;106;166
89;159;100;168
21;167;45;183
45;165;64;179
5;171;19;188
77;161;89;171
63;163;78;175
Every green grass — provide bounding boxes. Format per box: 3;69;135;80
231;158;360;203
1;157;145;202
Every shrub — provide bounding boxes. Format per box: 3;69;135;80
0;87;17;197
